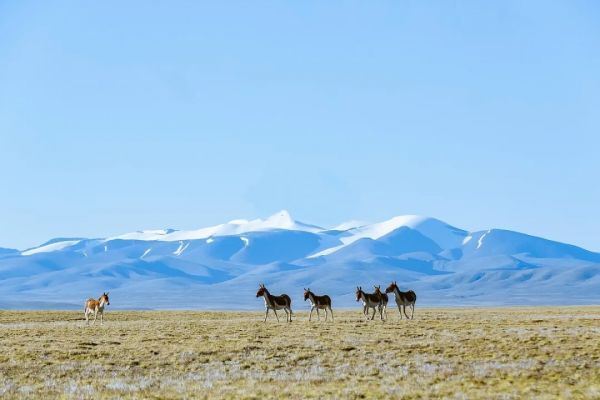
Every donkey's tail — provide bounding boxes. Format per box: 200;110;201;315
83;299;91;313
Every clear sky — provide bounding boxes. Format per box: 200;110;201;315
1;1;599;251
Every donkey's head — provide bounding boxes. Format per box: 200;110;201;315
385;281;398;294
373;285;383;296
303;288;311;301
256;284;267;298
100;292;110;306
355;286;363;302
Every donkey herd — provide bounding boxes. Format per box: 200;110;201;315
84;282;416;325
256;282;416;323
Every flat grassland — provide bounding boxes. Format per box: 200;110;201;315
0;307;599;399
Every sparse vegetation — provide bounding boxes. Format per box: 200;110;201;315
0;307;599;399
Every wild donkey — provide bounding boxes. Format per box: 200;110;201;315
84;292;110;325
256;284;293;322
355;286;385;321
303;288;333;322
373;285;389;321
385;281;417;319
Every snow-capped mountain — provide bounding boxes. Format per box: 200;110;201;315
105;210;322;242
0;211;598;309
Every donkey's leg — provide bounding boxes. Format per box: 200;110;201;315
329;307;334;322
85;310;89;325
100;312;104;325
398;303;403;319
371;307;376;320
411;303;415;319
309;306;314;322
264;308;269;322
93;310;98;325
273;309;280;322
403;305;410;319
316;308;320;321
363;305;368;320
324;308;328;322
288;308;293;322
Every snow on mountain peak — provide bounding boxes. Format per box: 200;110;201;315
22;240;81;256
310;215;467;257
105;211;321;243
105;229;177;241
331;220;368;231
264;210;295;228
228;219;249;225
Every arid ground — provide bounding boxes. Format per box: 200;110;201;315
0;307;598;399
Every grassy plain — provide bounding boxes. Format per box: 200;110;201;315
0;307;599;399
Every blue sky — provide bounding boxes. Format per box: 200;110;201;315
1;1;599;251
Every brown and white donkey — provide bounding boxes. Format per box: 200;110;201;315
303;288;333;322
356;286;386;321
256;284;293;322
373;285;389;321
385;281;417;319
84;292;110;325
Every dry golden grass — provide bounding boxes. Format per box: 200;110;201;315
0;307;599;399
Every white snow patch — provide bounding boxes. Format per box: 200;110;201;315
331;220;368;231
173;242;189;256
206;238;214;244
309;244;346;258
141;248;152;258
107;229;174;241
240;237;249;246
22;240;81;256
477;230;491;249
228;219;249;225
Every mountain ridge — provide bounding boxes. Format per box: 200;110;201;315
0;211;598;309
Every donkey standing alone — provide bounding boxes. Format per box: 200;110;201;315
303;288;333;322
84;292;110;325
256;284;293;322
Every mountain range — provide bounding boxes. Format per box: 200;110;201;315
1;211;598;309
